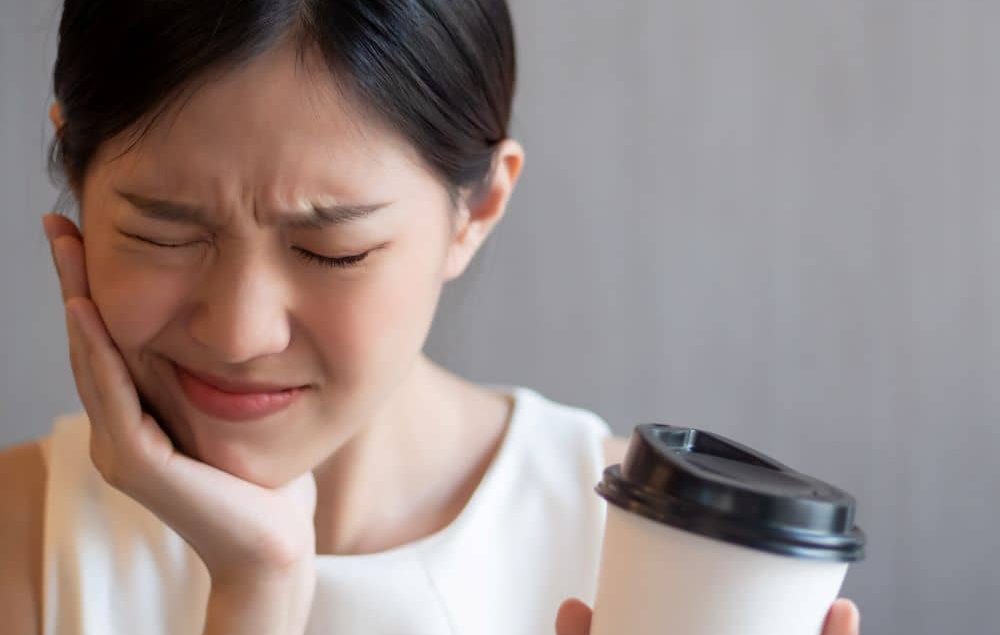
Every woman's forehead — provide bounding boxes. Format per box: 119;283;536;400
96;40;423;192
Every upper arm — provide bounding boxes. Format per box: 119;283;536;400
602;435;629;467
0;440;47;635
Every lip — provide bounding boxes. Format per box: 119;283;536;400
173;362;307;422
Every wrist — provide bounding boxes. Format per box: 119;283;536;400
204;561;316;635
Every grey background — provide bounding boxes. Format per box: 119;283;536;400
2;1;997;633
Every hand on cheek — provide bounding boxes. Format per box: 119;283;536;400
42;212;320;590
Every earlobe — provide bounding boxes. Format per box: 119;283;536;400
442;213;476;282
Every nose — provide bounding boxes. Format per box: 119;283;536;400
187;249;292;365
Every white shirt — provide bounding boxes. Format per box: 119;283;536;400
39;385;614;635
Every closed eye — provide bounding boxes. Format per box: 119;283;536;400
292;246;371;269
121;231;371;269
122;232;197;248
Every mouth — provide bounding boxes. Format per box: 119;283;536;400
172;362;308;422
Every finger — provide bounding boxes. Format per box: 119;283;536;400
68;299;174;473
50;235;90;302
49;216;109;448
64;300;108;442
67;299;175;497
42;213;88;301
555;598;592;635
65;298;143;440
42;212;82;242
67;300;119;477
822;598;860;635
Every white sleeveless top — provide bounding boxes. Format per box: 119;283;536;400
38;385;615;635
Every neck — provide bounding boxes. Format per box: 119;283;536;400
310;356;508;556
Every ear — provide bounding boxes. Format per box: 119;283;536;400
49;102;65;134
49;101;84;202
442;139;525;282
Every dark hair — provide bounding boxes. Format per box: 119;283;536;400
48;0;517;210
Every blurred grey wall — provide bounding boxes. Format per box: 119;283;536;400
2;1;997;633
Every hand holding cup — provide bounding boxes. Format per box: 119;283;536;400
555;597;861;635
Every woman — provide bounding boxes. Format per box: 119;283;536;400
0;0;861;633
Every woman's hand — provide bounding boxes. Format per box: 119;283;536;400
554;597;861;635
43;213;318;634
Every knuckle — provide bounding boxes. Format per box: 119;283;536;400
267;538;309;571
253;528;310;571
90;452;119;488
89;438;126;490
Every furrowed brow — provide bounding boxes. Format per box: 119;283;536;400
118;191;215;227
117;190;390;229
281;202;391;229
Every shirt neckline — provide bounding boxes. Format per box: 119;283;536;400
314;383;533;566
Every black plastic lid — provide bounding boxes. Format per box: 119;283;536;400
595;424;866;562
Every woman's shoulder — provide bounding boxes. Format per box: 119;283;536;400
0;438;47;635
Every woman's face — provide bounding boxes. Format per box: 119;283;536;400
72;41;473;487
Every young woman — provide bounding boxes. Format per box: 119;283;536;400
0;1;861;633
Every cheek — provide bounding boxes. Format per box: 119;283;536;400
86;244;189;352
302;244;445;382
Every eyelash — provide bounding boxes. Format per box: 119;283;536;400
291;246;370;269
124;233;371;269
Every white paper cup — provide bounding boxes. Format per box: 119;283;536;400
591;425;865;635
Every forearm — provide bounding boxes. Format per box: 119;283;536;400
202;564;316;635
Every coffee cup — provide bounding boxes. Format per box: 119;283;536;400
591;424;866;635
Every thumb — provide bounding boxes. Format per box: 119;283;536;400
555;598;592;635
823;599;861;635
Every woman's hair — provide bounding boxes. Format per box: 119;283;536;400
48;0;517;209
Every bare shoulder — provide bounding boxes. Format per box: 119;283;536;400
0;440;47;635
602;435;630;466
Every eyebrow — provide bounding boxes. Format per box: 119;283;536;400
116;190;391;230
